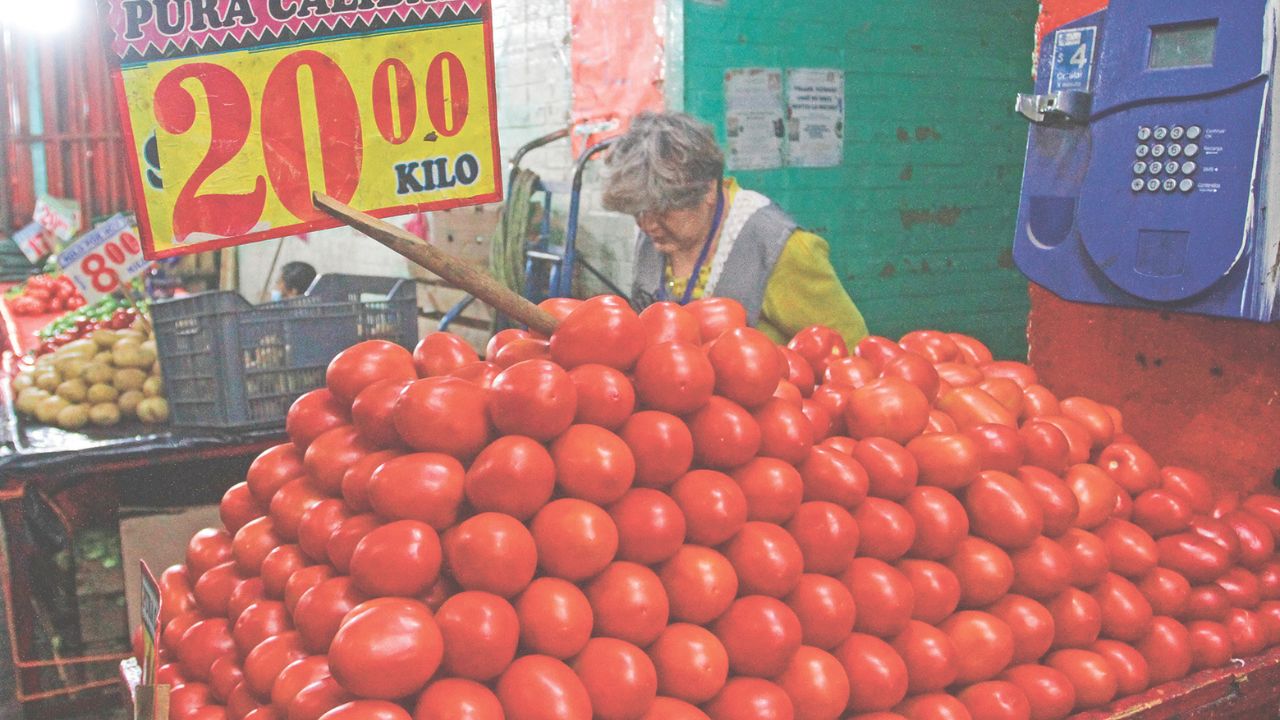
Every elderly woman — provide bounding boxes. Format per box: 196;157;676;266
603;111;868;347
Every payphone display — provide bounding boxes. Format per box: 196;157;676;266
1013;0;1280;322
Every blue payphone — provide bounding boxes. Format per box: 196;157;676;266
1013;0;1280;322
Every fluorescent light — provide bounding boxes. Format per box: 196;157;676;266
0;0;80;35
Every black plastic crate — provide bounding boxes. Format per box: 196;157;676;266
151;274;417;429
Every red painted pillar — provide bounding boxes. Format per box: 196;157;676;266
1027;1;1280;492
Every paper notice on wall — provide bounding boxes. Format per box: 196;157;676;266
786;68;845;167
725;68;784;171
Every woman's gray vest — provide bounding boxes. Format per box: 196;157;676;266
630;200;798;326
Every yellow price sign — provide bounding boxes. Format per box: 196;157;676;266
100;0;500;258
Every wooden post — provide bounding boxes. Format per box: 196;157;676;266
312;193;560;337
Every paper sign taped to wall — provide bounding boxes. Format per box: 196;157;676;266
725;68;785;171
786;68;845;167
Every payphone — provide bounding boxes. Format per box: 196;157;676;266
1013;0;1280;322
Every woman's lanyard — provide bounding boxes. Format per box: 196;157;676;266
658;184;726;305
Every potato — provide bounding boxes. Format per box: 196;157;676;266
82;363;115;386
133;346;157;368
88;383;119;404
91;329;120;349
12;372;34;393
116;330;146;344
112;344;146;369
16;388;49;416
118;390;144;417
113;368;148;392
35;371;61;392
57;404;90;431
55;378;88;403
143;376;164;398
54;356;89;378
89;403;121;427
59;338;99;359
34;396;69;424
136;397;169;424
93;351;113;365
140;339;156;355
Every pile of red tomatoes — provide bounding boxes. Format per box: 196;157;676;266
7;274;85;315
146;294;1280;720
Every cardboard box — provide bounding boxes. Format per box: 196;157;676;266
120;505;221;634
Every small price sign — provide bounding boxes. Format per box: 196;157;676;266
34;195;82;242
99;0;501;259
58;213;148;301
139;561;162;686
9;221;53;264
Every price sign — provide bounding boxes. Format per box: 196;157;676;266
34;195;83;242
139;561;162;687
99;0;501;259
58;213;148;301
9;221;53;264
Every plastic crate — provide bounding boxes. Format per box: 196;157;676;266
151;274;418;429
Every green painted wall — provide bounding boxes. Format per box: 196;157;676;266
683;1;1036;360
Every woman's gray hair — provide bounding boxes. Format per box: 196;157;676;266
602;112;725;216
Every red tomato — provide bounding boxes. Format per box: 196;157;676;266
285;565;334;616
947;537;1014;609
660;545;738;625
937;387;1016;431
939;611;1016;683
800;398;832;441
413;332;478;377
902;487;968;561
243;631;307;697
891;620;958;693
1136;616;1193;684
225;681;262;718
947;333;993;365
326;514;381;574
1187;620;1234;670
799;446;870;508
550;295;645;370
1095;519;1159;579
732;458;805;524
1158;532;1231;583
779;347;817;396
233;517;284;576
1010;537;1072;600
895;694;974;720
824;356;878;390
319;701;411;720
223;578;263;627
965;470;1044;550
193;562;244;618
1227;608;1269;656
633;342;715;415
937;361;984;389
393;377;491;459
956;681;1030;720
435;591;519;681
785;574;857;650
1190;515;1243;564
609;488;687;565
442;513;536;598
1047;588;1102;650
1088;639;1149;696
1131;489;1193;537
164;613;202;657
294;577;368;654
1258;600;1280;643
842;558;914;638
268;477;327;543
1159;467;1215;514
488;359;578;440
978;378;1025;418
723;521;804;598
998;664;1074;720
1097;443;1159;496
326;340;416;404
538;297;583;322
810;386;852;436
515;577;594;659
170;683;215;720
287;389;350;450
1057;529;1110;587
899;330;958;363
1259;560;1280;601
571;638;658;720
462;437;555;521
1138;567;1191;617
530;498;618;582
1216;566;1261;609
638;302;702;346
297;500;352;565
648;623;729;704
187;528;233;580
220;483;265;537
1225;511;1276;569
834;633;909;712
367;453;465;529
854;335;905;374
271;655;330;710
897;559;961;625
1058;397;1115;449
179;618;236;682
978;361;1037;389
491;338;551;368
329;599;441;699
924;409;958;434
881;352;941;401
905;434;980;491
965;424;1026;474
752;398;814;464
339;450;399;515
688;396;762;469
775;646;848;720
788;325;849;375
987;594;1055;664
1044;650;1116;711
711;595;802;678
207;656;239;701
247;444;305;507
1019;385;1061;421
640;697;710;720
704;677;794;720
1185;584;1232;621
259;544;308;600
1016;467;1079;538
1091;573;1154;642
850;438;918;501
411;679;502;720
670;469;748;546
349;520;441;597
497;654;593;720
786;501;858;575
1017;421;1070;475
1037;416;1092;466
1061;464;1115;531
846;378;930;444
586;562;670;647
686;297;748;343
621;411;695;489
486;329;531;359
1243;494;1280;540
854;498;916;561
350;379;411;448
550;425;635;504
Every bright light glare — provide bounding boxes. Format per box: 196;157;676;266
0;0;80;35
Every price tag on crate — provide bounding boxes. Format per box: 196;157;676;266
97;0;501;259
58;213;148;301
9;221;53;264
138;560;162;686
33;195;82;242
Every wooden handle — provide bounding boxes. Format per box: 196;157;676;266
313;193;560;337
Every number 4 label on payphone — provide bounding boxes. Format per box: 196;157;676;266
1050;26;1098;94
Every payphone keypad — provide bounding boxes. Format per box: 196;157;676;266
1132;125;1203;193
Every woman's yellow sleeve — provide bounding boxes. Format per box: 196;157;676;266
758;230;870;348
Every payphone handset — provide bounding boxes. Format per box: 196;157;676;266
1014;0;1280;322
